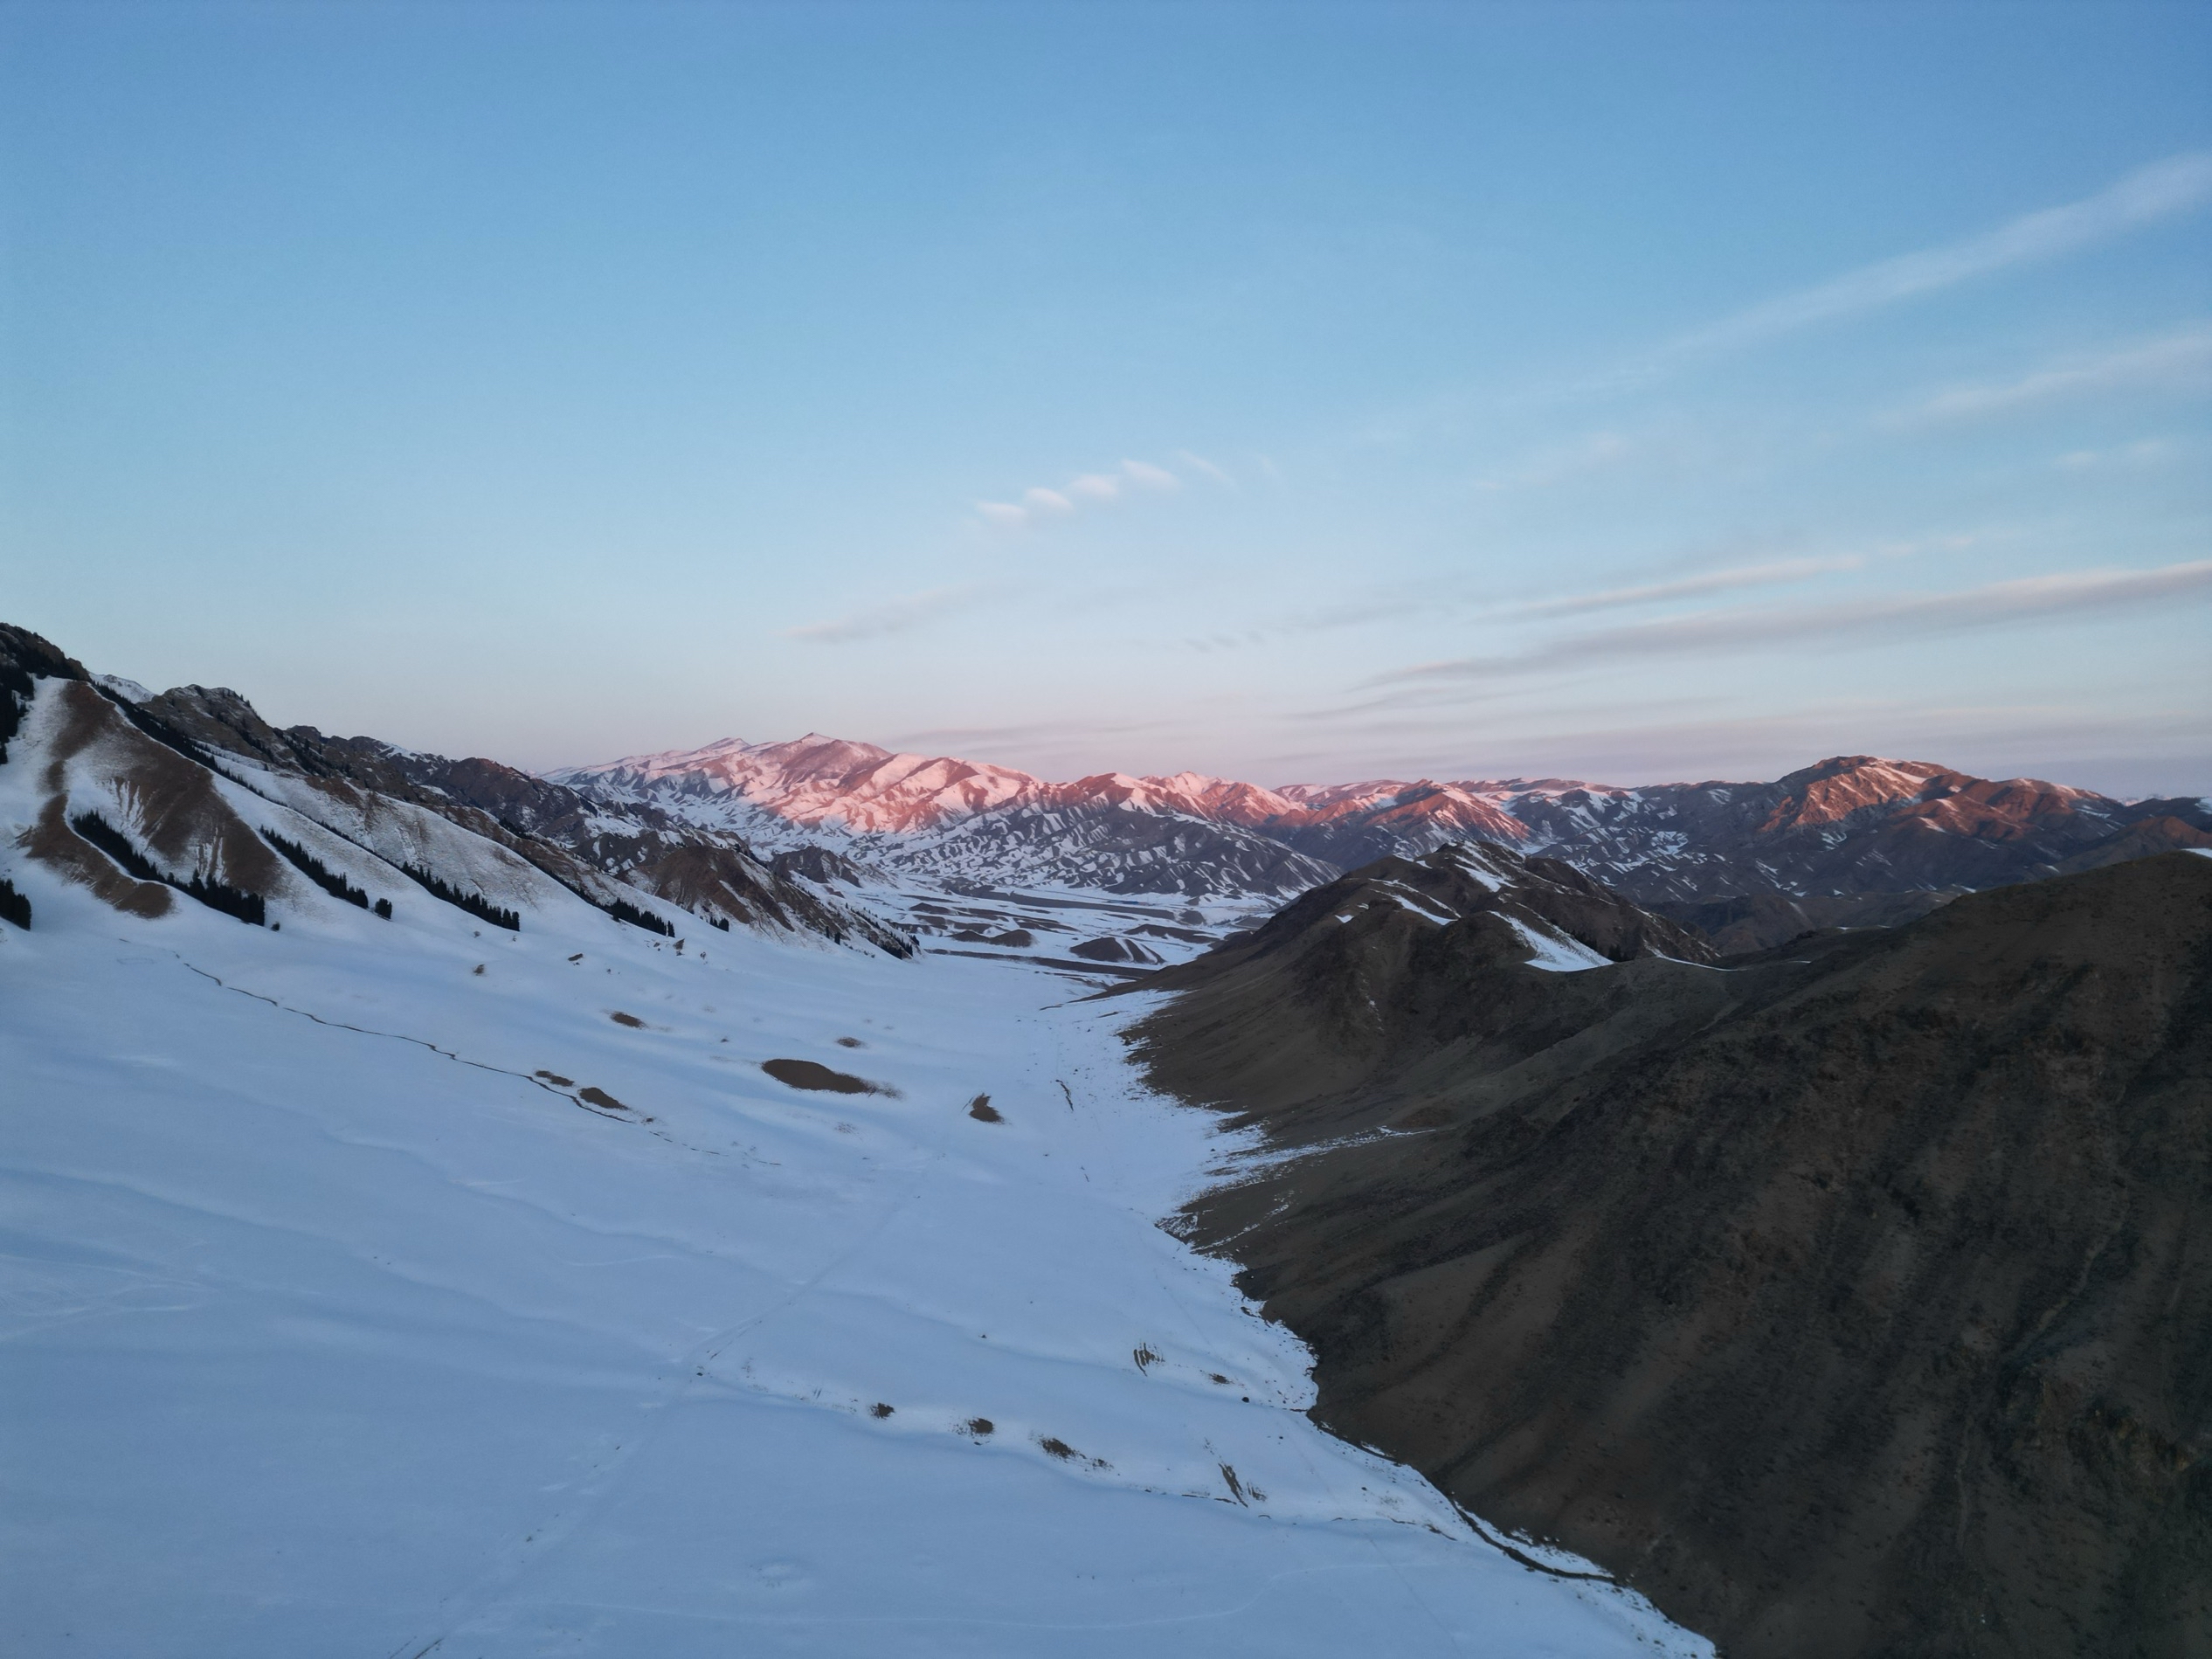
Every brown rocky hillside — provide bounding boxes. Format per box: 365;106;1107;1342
1133;849;2212;1658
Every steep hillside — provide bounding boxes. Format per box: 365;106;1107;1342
0;627;910;957
3;628;687;949
1132;850;2212;1658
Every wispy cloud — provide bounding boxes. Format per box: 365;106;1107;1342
1505;555;1868;618
2054;437;2185;472
1178;539;1953;655
1662;152;2212;362
1257;701;2212;796
783;584;984;644
1365;558;2212;688
1897;321;2212;423
1176;450;1236;487
973;452;1227;530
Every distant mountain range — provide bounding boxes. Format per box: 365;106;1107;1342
15;600;2208;965
556;734;2212;930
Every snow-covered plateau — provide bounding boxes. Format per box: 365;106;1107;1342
2;679;1707;1655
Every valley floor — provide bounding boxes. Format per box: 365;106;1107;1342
0;879;1706;1656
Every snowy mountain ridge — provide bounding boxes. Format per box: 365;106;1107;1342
0;632;918;959
555;733;2212;907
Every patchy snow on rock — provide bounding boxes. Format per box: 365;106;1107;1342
92;673;152;703
1502;913;1614;972
1372;880;1462;926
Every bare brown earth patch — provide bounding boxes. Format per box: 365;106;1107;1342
535;1070;575;1087
608;1011;646;1028
1037;1435;1111;1469
576;1087;628;1112
835;1035;865;1047
21;796;172;918
760;1058;895;1096
966;1094;1003;1123
48;682;281;897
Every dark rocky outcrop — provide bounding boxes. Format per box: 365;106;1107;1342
1133;850;2212;1659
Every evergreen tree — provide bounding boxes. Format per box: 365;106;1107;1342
71;810;266;926
260;828;370;909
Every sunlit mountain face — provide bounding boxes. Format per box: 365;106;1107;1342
553;732;2212;913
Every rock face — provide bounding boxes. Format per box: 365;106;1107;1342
1131;849;2212;1659
556;736;2212;911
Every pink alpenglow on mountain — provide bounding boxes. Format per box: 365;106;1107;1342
551;739;2211;905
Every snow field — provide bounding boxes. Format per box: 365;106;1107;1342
1;823;1707;1654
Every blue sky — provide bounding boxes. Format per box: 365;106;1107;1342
5;2;2209;793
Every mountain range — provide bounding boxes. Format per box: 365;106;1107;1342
10;613;2208;1656
558;732;2212;938
13;612;2209;971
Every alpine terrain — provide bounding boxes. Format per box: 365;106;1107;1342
9;613;2208;1658
557;734;2212;952
0;622;1712;1655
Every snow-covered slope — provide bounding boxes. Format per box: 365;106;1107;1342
0;627;915;958
2;679;1708;1655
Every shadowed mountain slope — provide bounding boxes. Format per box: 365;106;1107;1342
1132;849;2212;1659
